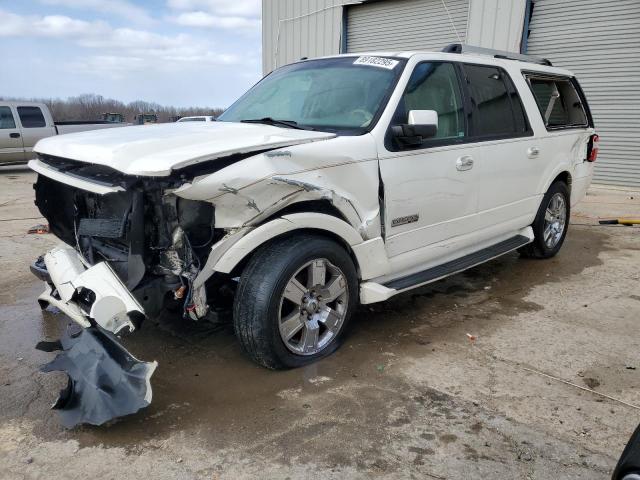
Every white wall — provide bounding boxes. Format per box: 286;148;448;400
262;0;350;74
262;0;527;74
466;0;527;52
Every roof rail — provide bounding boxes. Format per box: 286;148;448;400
442;43;553;67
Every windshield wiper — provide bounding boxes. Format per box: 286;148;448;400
240;117;311;130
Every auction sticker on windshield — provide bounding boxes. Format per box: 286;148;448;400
354;56;399;70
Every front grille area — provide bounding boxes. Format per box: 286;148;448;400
34;167;218;293
38;154;137;189
33;154;224;320
34;174;144;288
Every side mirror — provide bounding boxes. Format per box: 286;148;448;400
392;110;438;146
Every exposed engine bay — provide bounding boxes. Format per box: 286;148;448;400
34;155;228;322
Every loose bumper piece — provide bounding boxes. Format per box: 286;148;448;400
36;245;144;334
38;326;157;428
33;245;156;427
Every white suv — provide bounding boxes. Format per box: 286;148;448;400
30;45;598;372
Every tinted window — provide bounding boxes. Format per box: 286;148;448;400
0;107;16;129
464;65;529;137
398;62;465;141
528;77;588;129
17;106;46;128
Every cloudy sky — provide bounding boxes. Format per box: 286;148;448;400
0;0;262;108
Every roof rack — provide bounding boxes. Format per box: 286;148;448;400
442;43;553;67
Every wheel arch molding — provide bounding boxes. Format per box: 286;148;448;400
193;212;389;290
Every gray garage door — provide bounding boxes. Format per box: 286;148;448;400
346;0;469;53
526;0;640;187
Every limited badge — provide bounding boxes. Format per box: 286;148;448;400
391;214;419;227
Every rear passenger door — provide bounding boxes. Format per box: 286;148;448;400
461;64;544;234
0;105;25;164
16;106;55;160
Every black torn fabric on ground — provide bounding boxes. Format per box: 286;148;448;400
37;326;157;428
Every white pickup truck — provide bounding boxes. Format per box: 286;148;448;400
0;101;126;166
27;45;598;426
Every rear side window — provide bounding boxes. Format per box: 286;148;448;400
17;106;46;128
526;76;588;129
463;64;530;138
0;107;16;129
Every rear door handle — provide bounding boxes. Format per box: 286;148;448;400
528;146;540;158
456;155;474;171
9;132;20;138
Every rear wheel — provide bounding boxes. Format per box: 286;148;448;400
233;234;358;369
519;181;570;259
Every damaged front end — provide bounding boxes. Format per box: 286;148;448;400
32;156;221;426
34;156;220;321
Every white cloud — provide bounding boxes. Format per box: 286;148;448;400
167;0;261;17
70;49;243;79
173;11;260;29
0;10;109;37
0;9;245;74
39;0;154;25
0;6;262;106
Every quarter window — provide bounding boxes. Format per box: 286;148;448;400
395;62;465;141
463;65;530;137
17;106;46;128
527;77;588;129
0;107;16;129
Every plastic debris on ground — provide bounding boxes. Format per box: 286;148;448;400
36;325;157;428
28;224;49;234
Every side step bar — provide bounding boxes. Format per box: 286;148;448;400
383;235;530;291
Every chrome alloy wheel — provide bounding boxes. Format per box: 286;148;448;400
278;258;349;356
543;192;567;249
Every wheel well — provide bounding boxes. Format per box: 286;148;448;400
552;171;572;191
227;200;357;278
258;199;350;225
228;227;362;280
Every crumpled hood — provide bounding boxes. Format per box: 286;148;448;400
34;121;336;176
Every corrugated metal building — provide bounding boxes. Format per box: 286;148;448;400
525;0;640;187
262;0;640;187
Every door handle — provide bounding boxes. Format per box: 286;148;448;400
528;146;540;158
456;155;474;171
9;133;20;138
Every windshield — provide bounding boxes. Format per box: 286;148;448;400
218;56;405;133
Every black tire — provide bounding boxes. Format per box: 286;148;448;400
519;181;570;259
233;233;359;369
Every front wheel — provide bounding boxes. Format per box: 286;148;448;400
519;181;570;259
233;234;358;369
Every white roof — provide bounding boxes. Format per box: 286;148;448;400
306;50;575;77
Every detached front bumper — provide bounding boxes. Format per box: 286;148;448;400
34;245;145;334
33;245;157;427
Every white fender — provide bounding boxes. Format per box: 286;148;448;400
195;212;390;287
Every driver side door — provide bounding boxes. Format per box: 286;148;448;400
0;105;25;165
379;61;479;262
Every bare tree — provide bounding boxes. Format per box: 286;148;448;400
0;94;224;123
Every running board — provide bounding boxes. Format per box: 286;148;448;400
383;235;530;291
